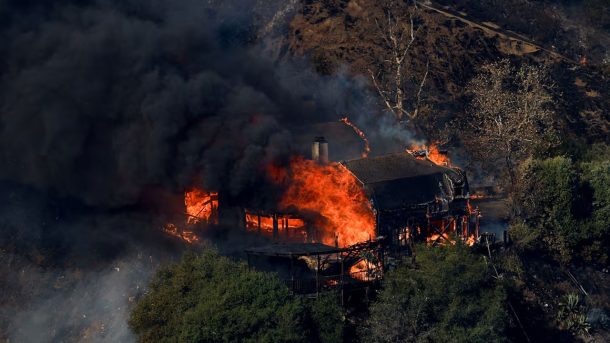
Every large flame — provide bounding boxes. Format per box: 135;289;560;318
407;142;450;166
340;117;371;158
185;188;218;224
273;157;375;247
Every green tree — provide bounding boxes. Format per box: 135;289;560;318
308;292;345;343
367;243;509;343
513;151;610;264
578;159;610;264
129;250;343;343
513;156;577;262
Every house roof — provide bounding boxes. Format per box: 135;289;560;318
341;152;466;210
367;174;448;209
341;152;450;184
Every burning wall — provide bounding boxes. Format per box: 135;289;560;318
184;189;218;225
342;150;479;246
244;212;307;238
269;157;376;247
167;143;478;248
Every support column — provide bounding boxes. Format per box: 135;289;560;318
340;257;345;307
273;214;278;239
316;254;320;297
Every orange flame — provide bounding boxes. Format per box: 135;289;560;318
185;188;218;224
427;232;455;245
349;259;382;281
163;187;218;244
245;213;275;231
340;117;371;158
245;212;305;232
407;142;450;166
163;223;200;244
273;157;375;247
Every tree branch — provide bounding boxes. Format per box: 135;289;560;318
409;60;429;119
369;69;396;116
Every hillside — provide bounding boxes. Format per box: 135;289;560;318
287;0;610;144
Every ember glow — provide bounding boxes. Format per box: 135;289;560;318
349;259;382;281
407;142;451;166
185;188;218;224
579;55;588;66
163;223;200;244
162;188;218;244
274;157;375;247
245;213;275;231
340;117;371;158
427;232;454;245
245;212;306;232
426;213;479;247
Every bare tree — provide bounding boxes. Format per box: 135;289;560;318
465;59;557;186
369;0;429;122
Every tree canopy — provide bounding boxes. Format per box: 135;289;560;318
465;59;557;187
512;144;610;264
129;250;343;343
367;243;509;343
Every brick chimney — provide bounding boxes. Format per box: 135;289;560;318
312;136;329;165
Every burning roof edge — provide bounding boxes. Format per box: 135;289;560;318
340;151;452;185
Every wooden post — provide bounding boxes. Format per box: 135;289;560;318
316;254;320;297
340;257;345;307
257;214;261;233
273;214;278;239
475;207;480;239
284;217;288;238
451;217;457;236
462;215;466;238
290;257;295;294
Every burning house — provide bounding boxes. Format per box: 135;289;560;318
241;139;479;249
239;138;481;294
342;150;480;250
172;137;480;271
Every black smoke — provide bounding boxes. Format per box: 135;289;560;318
0;1;402;341
0;0;380;209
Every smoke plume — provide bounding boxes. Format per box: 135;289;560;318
0;0;386;208
0;1;416;341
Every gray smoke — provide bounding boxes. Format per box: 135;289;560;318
2;252;156;343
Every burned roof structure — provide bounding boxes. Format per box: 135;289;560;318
243;150;480;296
341;152;468;211
341;152;478;247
